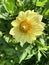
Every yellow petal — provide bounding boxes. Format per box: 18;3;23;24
11;20;17;27
9;28;16;35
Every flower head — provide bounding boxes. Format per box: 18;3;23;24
9;10;45;44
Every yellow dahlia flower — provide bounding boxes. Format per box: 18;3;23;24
9;10;45;44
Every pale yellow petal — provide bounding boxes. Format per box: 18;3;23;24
29;12;43;23
9;28;16;35
31;24;44;36
11;20;18;27
38;15;43;21
18;11;26;20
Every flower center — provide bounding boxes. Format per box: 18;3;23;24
19;19;32;34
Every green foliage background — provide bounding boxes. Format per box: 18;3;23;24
0;0;49;65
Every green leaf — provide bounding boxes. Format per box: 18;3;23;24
42;0;49;19
2;0;15;15
37;50;42;62
0;31;3;37
36;0;47;7
45;9;49;15
0;60;6;65
5;48;16;56
18;44;37;63
19;51;27;63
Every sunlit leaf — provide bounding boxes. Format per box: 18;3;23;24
37;50;42;62
36;0;47;6
2;0;15;15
